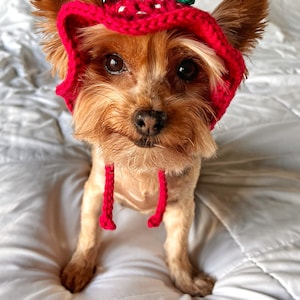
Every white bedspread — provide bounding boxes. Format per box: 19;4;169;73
0;0;300;299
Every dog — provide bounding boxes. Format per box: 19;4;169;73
32;0;268;296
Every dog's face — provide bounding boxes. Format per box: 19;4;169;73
73;27;225;173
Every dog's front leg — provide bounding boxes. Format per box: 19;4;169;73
163;167;214;296
61;148;104;293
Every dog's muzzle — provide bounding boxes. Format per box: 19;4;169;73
133;110;167;137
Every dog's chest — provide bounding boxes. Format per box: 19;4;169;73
114;170;160;213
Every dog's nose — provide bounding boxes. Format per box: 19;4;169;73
133;110;167;136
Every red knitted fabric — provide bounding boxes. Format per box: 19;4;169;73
99;164;116;230
148;170;168;228
56;0;246;129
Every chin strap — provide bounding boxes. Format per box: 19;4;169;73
99;165;168;230
147;170;168;228
99;164;116;230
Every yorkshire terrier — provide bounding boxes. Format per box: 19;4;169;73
32;0;268;296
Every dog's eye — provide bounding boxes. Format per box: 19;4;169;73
177;59;198;81
105;54;126;74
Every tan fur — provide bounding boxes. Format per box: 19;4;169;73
212;0;269;54
31;0;268;296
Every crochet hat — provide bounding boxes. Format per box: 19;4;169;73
56;0;246;129
56;0;246;230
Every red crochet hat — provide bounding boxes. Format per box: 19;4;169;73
56;0;245;129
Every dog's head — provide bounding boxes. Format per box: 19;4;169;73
73;28;225;172
32;0;268;173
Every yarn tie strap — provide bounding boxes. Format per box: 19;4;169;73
148;170;168;228
99;164;116;230
99;166;168;230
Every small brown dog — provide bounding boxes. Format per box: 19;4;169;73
32;0;268;296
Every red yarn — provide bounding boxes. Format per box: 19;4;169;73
99;164;116;230
148;170;168;228
56;0;246;129
99;166;168;230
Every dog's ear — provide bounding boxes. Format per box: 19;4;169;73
212;0;268;54
32;0;103;16
32;0;69;78
31;0;104;79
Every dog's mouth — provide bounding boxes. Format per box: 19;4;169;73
134;138;156;148
110;131;158;148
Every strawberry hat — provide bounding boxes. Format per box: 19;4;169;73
56;0;246;230
56;0;246;129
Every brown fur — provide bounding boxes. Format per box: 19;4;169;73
213;0;268;54
31;0;268;296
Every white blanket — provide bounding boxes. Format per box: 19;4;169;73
0;0;300;299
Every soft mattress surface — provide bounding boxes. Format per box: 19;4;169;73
0;0;300;299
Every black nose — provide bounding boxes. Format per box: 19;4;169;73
133;110;167;136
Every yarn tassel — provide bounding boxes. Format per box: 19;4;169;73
99;164;116;230
147;170;168;228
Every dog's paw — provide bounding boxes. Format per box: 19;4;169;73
192;273;215;296
60;259;96;293
174;272;215;296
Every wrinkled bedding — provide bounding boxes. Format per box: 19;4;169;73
0;0;300;299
